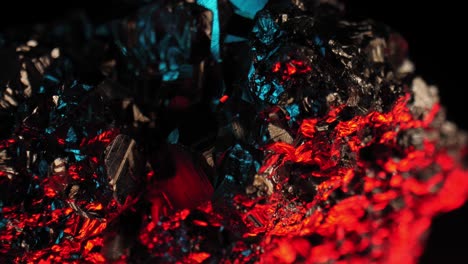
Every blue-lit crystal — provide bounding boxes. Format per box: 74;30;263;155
252;12;279;46
167;128;179;144
162;71;180;82
66;127;77;143
285;103;300;124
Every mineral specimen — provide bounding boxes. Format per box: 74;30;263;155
0;0;467;263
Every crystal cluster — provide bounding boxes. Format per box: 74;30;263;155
1;1;467;263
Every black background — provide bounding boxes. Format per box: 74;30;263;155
1;1;467;263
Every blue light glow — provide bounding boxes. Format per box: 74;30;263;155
197;0;221;61
45;127;55;134
82;84;92;91
167;128;179;144
44;74;59;83
242;249;252;256
162;71;180;82
225;34;247;43
314;36;326;56
65;149;85;161
252;12;279;46
66;127;77;143
285;103;300;123
229;0;268;19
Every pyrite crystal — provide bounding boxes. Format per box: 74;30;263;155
1;0;467;263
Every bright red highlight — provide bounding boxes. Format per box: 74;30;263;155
219;95;229;103
1;90;467;263
272;60;312;81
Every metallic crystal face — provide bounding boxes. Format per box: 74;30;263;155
104;134;143;204
248;7;409;122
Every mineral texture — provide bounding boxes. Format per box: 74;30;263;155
0;0;467;263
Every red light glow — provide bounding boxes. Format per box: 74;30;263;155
1;92;467;263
